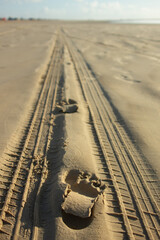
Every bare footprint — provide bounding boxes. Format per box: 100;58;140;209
62;170;105;219
54;99;78;114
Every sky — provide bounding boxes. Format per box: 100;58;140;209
0;0;160;20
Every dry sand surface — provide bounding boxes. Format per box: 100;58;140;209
0;21;159;240
63;22;160;175
0;20;57;156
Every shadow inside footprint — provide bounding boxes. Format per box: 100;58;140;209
67;98;77;104
61;170;105;229
61;209;93;230
62;104;78;113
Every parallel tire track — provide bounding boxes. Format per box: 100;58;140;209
31;39;64;240
0;35;63;239
0;31;159;240
64;30;160;240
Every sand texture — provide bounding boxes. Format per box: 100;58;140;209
63;22;160;175
0;21;159;240
0;20;57;157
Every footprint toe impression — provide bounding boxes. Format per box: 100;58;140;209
62;170;105;219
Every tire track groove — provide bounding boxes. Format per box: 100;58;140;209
0;35;62;239
64;30;160;239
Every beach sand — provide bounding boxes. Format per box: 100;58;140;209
0;21;159;240
63;22;160;175
0;20;57;157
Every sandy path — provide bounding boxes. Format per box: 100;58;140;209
0;27;159;240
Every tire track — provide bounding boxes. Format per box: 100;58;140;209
64;39;146;239
0;34;63;239
64;30;160;239
31;41;64;240
0;30;159;240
